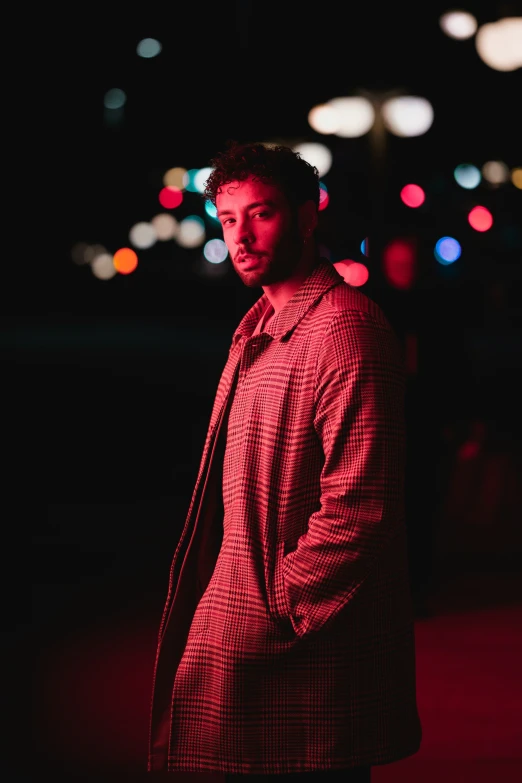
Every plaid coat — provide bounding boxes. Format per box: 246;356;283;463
148;260;422;773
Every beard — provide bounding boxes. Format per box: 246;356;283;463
233;226;304;288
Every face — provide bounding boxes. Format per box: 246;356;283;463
216;176;305;288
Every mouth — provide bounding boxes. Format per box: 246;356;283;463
237;254;263;268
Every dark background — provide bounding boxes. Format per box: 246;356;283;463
8;1;522;778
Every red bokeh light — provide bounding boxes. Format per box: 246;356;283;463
319;187;329;211
159;186;183;209
334;260;369;287
400;184;425;208
382;238;416;290
468;205;493;232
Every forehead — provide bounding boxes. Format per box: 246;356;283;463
215;176;287;210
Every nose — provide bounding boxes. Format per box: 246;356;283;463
233;218;254;247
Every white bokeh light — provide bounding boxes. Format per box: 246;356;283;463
381;96;434;137
326;97;375;138
482;160;510;185
151;213;179;240
475;17;522;71
308;103;340;135
194;167;213;194
292;142;332;177
91;253;117;280
129;221;157;249
204;238;228;264
439;11;478;40
177;216;206;248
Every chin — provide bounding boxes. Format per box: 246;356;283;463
239;273;265;288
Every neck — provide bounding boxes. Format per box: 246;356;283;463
262;250;320;315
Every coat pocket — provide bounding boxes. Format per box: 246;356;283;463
271;539;293;625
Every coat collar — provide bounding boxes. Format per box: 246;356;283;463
231;258;344;347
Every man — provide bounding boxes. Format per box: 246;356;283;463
148;141;422;780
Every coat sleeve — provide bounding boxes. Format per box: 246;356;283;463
281;309;407;638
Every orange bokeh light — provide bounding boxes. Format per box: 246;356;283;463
113;247;138;274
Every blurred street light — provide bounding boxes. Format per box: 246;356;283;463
475;17;522;72
309;90;435;286
308;89;434;174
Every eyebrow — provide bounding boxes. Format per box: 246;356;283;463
217;199;277;218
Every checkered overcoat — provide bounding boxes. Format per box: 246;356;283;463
148;260;422;773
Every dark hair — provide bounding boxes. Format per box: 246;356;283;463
204;140;320;212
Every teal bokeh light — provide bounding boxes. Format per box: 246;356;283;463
136;38;162;58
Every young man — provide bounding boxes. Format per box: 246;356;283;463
147;141;422;780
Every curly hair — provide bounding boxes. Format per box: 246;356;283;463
203;140;320;212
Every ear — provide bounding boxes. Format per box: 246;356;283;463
298;199;318;238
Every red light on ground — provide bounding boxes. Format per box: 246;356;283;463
113;247;138;274
159;186;183;209
382;238;416;290
468;205;493;232
400;184;425;208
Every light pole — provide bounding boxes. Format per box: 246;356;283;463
308;91;434;282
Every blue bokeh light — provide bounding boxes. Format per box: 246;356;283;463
435;236;462;265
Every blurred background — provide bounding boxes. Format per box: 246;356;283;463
12;1;522;780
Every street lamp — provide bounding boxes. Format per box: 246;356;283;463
308;90;434;165
308;91;434;283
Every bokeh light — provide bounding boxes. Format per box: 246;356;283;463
434;236;461;265
439;11;478;40
468;206;493;232
176;216;206;248
103;88;126;110
400;184;425;208
511;168;522;189
319;183;329;211
475;17;522;72
183;169;201;193
136;38;162;58
113;247;138;274
71;241;91;265
205;200;219;221
323;97;375;138
129;222;157;249
159;186;183;209
84;244;108;264
163;167;186;189
151;213;179;240
454;164;481;189
203;238;228;264
482;160;509;185
194;167;213;194
381;96;434;137
307;103;340;135
382;238;417;289
292;142;332;177
91;253;117;280
333;260;369;286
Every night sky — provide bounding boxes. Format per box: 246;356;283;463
13;1;522;554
